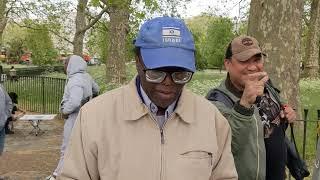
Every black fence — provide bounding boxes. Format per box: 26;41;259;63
3;65;64;76
3;76;65;114
286;109;320;179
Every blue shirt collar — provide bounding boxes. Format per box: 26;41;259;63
137;78;176;119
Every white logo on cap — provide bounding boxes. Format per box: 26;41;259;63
162;27;181;43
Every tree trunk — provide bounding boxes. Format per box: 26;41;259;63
73;0;88;56
304;0;320;78
248;0;303;112
0;0;8;46
106;1;130;85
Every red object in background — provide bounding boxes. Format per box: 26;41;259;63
83;54;91;62
21;53;31;62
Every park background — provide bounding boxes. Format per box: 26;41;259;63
0;0;320;179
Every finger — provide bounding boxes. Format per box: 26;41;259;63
256;81;266;88
257;87;264;96
284;107;294;114
247;72;267;81
285;110;296;121
287;112;296;120
280;110;285;118
259;75;269;84
286;115;296;123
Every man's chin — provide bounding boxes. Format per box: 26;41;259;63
153;98;176;109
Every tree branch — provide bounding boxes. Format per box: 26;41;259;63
100;0;108;6
303;14;310;27
77;6;108;35
12;20;73;44
6;0;18;17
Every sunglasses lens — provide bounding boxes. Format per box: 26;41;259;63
172;72;193;84
145;70;192;84
145;70;166;83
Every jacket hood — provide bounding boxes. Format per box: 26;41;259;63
67;55;87;76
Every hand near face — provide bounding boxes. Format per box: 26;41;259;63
280;105;296;123
240;72;269;108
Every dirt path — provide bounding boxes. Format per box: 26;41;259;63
0;117;64;180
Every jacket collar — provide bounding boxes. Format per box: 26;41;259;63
123;77;149;121
174;88;195;124
225;73;243;98
123;77;194;124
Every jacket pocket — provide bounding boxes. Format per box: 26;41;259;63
181;151;213;160
174;150;213;180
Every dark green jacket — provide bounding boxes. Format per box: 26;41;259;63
206;79;284;180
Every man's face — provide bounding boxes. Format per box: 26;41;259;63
136;56;186;109
224;54;264;90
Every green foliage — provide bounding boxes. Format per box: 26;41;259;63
186;15;216;70
204;17;234;68
186;15;235;69
3;23;28;62
87;20;109;61
24;24;57;65
237;21;248;35
192;31;207;70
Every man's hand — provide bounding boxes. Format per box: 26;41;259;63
280;104;296;123
240;72;269;108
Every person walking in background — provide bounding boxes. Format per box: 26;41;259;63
0;65;4;82
46;55;99;180
9;66;17;81
58;16;237;180
5;92;26;134
206;35;296;180
0;84;13;155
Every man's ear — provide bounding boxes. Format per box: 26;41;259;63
135;55;140;68
224;59;230;71
135;55;143;73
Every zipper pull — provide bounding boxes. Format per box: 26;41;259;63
160;129;165;144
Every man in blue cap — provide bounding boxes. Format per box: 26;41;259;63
58;16;237;180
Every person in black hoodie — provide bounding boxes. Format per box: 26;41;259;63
5;92;25;134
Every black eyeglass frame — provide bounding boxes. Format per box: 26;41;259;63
143;69;193;84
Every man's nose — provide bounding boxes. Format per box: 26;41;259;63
247;62;258;71
162;73;175;85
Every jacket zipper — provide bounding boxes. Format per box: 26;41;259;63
147;112;173;180
160;129;164;144
159;116;172;180
254;115;260;180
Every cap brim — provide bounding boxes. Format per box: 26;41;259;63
233;49;266;61
140;47;195;72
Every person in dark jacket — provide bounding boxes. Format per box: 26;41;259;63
206;35;296;180
5;92;18;134
5;92;25;134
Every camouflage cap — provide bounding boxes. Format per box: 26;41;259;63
230;35;266;61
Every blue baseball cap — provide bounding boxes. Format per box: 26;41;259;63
134;16;196;72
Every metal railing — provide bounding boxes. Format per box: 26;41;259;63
3;76;65;114
287;109;320;179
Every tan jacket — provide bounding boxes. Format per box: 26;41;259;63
59;78;238;180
